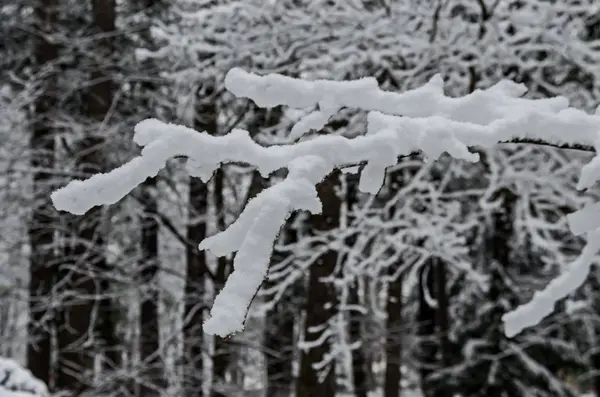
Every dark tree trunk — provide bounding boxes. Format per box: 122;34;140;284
184;176;208;397
592;269;600;397
435;260;450;368
265;278;296;397
482;188;516;397
345;173;369;397
89;0;119;374
138;176;163;397
296;170;341;397
56;0;117;393
237;105;297;397
182;84;217;397
593;348;600;397
349;283;368;397
417;262;437;397
383;166;409;397
28;0;59;387
212;166;232;397
135;1;164;394
384;271;403;397
265;214;298;397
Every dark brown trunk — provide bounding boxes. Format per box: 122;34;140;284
265;214;297;397
184;177;208;397
265;287;296;397
88;0;119;372
296;171;341;397
182;84;217;397
435;260;450;368
383;167;406;397
56;0;117;392
28;0;58;387
212;167;232;397
346;174;368;397
90;0;119;373
139;176;163;397
417;262;437;397
349;283;368;397
135;0;164;394
384;271;403;397
239;105;297;397
593;348;600;397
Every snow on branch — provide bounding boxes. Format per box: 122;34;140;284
0;357;49;397
51;68;600;337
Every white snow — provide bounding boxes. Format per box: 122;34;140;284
201;157;323;335
503;228;600;338
0;357;49;397
51;68;600;337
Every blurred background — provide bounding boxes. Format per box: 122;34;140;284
2;0;600;396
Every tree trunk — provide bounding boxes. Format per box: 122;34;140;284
593;347;600;397
135;1;164;394
56;0;117;393
139;176;163;397
265;214;298;397
184;176;208;397
296;170;341;397
435;260;450;369
483;188;516;397
349;283;368;397
28;0;58;387
182;84;217;397
265;283;296;397
417;262;437;397
383;165;409;397
212;166;232;397
384;270;403;397
346;174;369;397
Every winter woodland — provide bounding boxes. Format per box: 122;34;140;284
3;1;600;397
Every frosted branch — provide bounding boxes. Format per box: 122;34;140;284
51;68;600;337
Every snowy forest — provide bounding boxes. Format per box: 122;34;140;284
3;0;600;397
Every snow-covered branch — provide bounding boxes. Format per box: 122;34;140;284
51;68;600;337
0;357;49;397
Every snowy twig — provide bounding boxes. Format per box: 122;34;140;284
52;68;600;337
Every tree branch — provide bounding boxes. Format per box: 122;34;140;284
498;138;595;153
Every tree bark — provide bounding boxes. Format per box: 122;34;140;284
384;270;403;397
182;84;217;397
56;0;117;393
138;176;163;397
28;0;59;387
135;0;164;394
296;170;341;397
346;174;369;397
435;260;450;369
212;165;232;397
382;167;407;397
417;262;437;397
349;283;368;397
184;176;208;397
265;215;297;397
265;276;296;397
